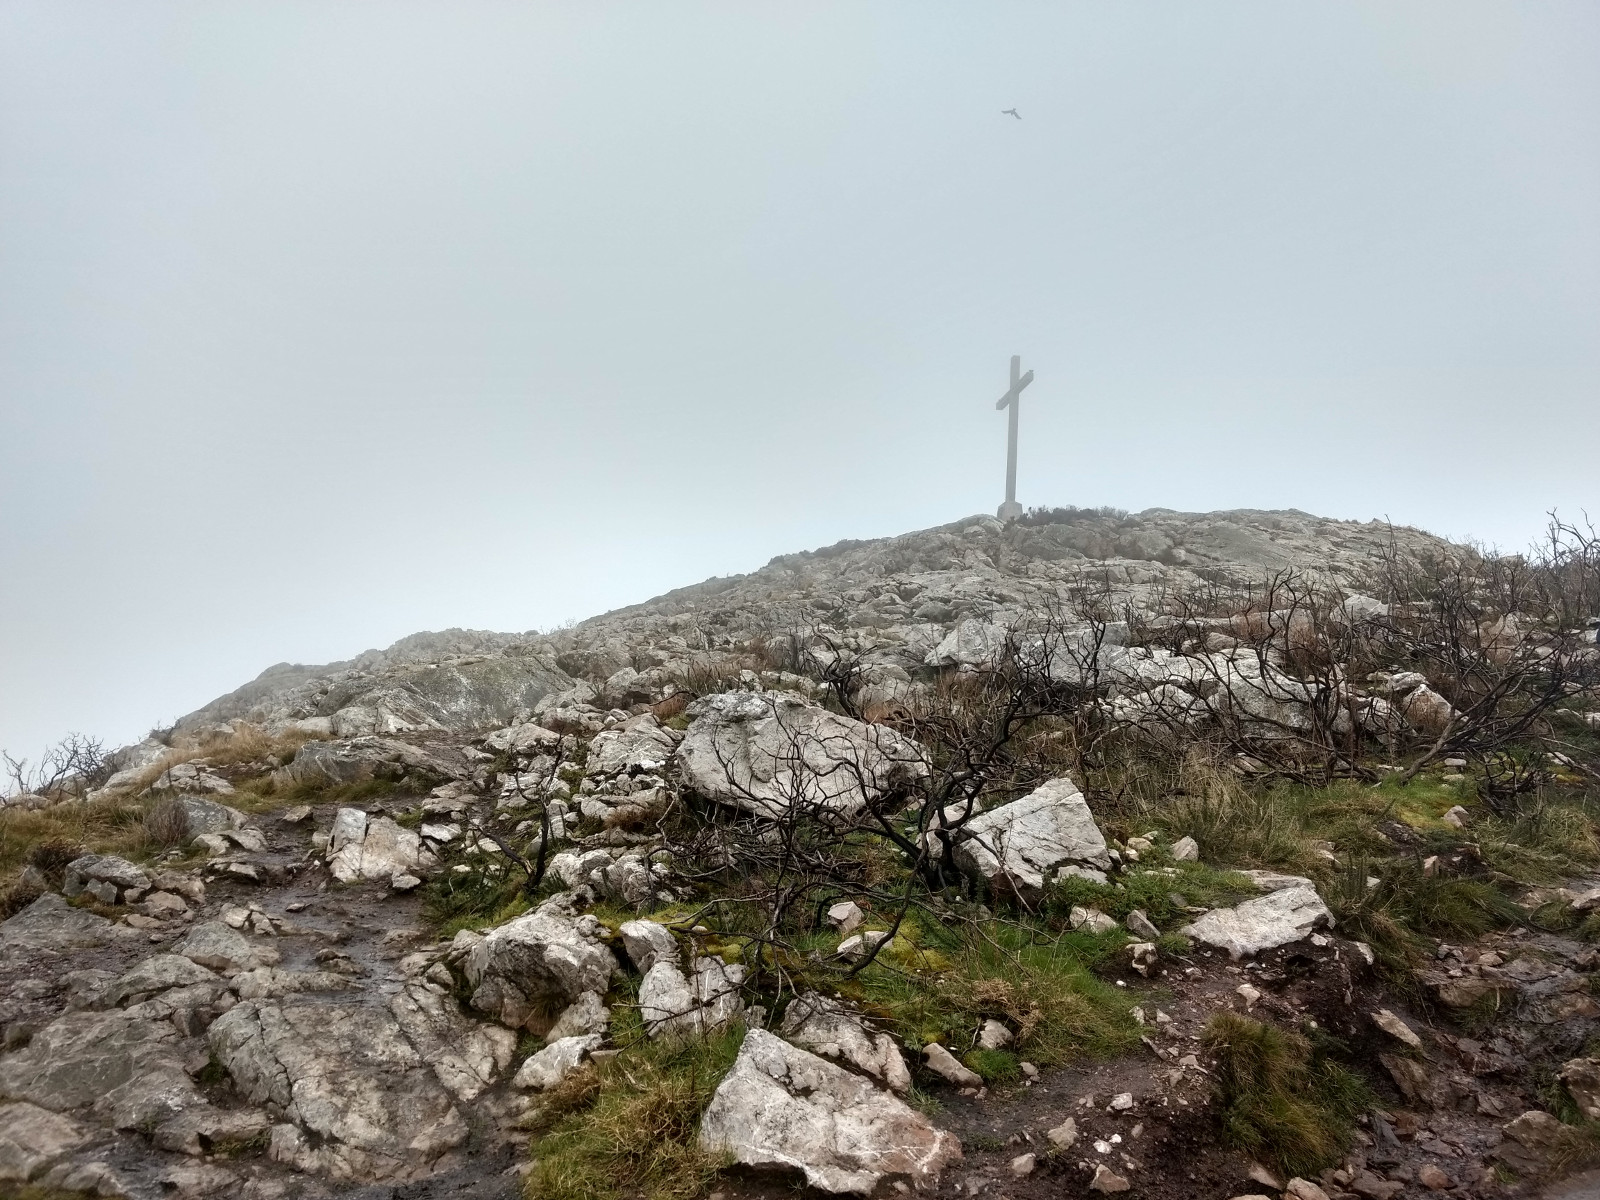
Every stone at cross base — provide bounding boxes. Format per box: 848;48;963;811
996;499;1023;521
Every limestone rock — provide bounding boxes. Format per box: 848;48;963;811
1170;835;1199;862
0;1101;88;1183
1069;906;1118;935
939;776;1111;893
280;737;463;789
1089;1163;1130;1192
977;1019;1013;1050
676;691;927;820
512;1034;603;1090
547;991;610;1041
0;1007;198;1124
922;1043;981;1087
172;921;280;972
62;854;151;902
1561;1057;1600;1120
482;721;563;755
639;956;745;1037
1371;1008;1423;1052
826;900;864;934
326;808;439;884
463;892;618;1029
208;998;470;1181
699;1028;961;1194
619;918;678;973
779;991;911;1092
389;981;517;1102
585;713;676;778
100;955;222;1008
0;893;118;951
1045;1117;1077;1148
1179;885;1332;959
152;763;236;797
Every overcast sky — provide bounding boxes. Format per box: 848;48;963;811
2;3;1597;761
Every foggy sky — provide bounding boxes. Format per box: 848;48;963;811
2;3;1597;761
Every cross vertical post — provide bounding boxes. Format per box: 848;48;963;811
994;354;1032;522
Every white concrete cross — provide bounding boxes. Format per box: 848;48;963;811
994;354;1033;521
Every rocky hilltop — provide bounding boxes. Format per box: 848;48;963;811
4;506;1599;1200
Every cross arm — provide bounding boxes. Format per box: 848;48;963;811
994;369;1034;409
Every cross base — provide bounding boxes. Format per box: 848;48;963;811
996;500;1023;522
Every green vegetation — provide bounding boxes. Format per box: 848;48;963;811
1203;1012;1373;1178
524;1015;743;1200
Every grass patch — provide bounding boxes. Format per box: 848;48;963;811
848;918;1139;1067
0;796;159;893
525;1022;744;1200
1047;862;1256;931
423;866;534;938
1203;1012;1373;1179
963;1047;1019;1083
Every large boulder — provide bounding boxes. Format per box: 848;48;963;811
779;992;911;1092
676;692;927;819
1180;885;1333;959
388;981;517;1103
326;809;439;884
699;1029;961;1194
172;921;280;972
463;893;618;1029
935;776;1112;892
0;893;119;952
208;998;471;1181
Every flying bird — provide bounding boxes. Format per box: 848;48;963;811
1002;108;1020;119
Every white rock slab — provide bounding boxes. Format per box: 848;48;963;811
1180;885;1332;959
699;1029;961;1194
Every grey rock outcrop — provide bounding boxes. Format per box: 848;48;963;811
463;893;618;1029
699;1028;961;1194
207;998;472;1181
676;691;927;819
0;893;119;951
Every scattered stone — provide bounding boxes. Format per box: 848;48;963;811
977;1019;1013;1050
698;1029;961;1194
837;930;892;962
1417;1164;1452;1191
1285;1179;1331;1200
1380;1053;1433;1108
1123;909;1159;940
547;991;610;1041
1371;1008;1423;1051
1088;1162;1130;1192
1560;1057;1600;1120
922;1043;982;1087
1179;885;1332;959
1008;1153;1035;1177
1236;983;1261;1008
1045;1117;1077;1148
827;900;864;934
676;691;928;819
1441;805;1469;828
1170;835;1199;861
1107;1091;1134;1112
1246;1160;1281;1189
1069;906;1118;935
62;854;151;903
326;809;438;884
390;873;423;892
618;919;678;974
172;921;279;972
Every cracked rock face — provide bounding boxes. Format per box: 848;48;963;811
1180;884;1333;959
326;808;439;884
676;691;928;820
207;997;473;1181
699;1029;961;1194
639;956;746;1037
778;991;911;1092
941;775;1112;892
463;892;618;1029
